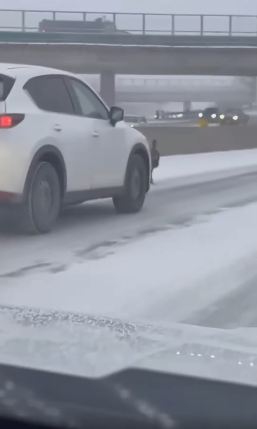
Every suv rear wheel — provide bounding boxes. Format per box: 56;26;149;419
113;154;148;214
20;161;61;234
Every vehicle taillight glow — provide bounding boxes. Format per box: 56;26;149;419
0;116;12;128
0;191;14;200
0;114;24;128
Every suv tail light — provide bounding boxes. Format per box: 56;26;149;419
0;114;25;129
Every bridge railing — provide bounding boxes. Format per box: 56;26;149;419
0;9;257;35
116;77;235;87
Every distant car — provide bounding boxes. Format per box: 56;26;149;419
0;64;151;234
124;115;147;127
198;107;220;124
219;108;249;125
154;110;183;120
165;112;184;119
155;110;164;119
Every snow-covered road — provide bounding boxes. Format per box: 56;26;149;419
1;168;257;278
2;149;257;379
2;149;257;330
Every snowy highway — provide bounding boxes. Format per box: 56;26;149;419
1;150;257;331
1;150;257;378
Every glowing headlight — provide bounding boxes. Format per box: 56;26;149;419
233;115;238;120
131;124;134;127
220;115;225;119
177;114;183;118
198;113;203;118
211;114;217;118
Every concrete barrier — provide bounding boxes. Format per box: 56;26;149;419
136;124;257;156
1;32;257;47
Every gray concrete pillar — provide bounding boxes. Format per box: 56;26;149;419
183;100;191;112
254;77;257;104
100;71;115;107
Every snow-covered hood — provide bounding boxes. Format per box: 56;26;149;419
1;305;257;386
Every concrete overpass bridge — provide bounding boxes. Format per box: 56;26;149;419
1;10;257;105
1;43;256;106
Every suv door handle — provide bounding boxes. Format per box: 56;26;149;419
92;131;100;138
54;124;62;132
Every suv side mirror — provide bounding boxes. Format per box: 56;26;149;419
110;106;124;126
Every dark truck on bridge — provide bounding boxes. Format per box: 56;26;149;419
38;18;130;34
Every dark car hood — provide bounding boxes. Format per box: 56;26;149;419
1;306;257;385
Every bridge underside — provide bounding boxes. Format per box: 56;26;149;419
114;92;252;104
1;44;257;75
0;43;256;105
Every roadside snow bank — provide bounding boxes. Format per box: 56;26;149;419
155;149;257;183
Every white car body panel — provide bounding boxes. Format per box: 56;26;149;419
44;113;94;192
90;120;143;189
0;101;5;113
0;64;150;198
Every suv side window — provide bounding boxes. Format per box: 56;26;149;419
0;74;15;101
67;78;109;120
24;76;74;115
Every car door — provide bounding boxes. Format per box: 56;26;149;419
66;77;127;190
24;75;93;192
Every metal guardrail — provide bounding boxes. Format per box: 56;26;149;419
0;32;257;46
0;9;257;36
117;77;233;87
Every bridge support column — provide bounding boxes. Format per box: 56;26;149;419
183;101;192;112
100;71;115;107
254;77;257;104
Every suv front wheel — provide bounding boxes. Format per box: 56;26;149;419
113;154;148;214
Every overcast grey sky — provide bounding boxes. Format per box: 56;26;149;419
6;0;257;14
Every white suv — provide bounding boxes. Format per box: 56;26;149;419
0;64;151;234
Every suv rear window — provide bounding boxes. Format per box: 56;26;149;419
0;74;15;101
24;76;75;115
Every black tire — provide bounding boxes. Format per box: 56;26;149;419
20;161;61;234
113;154;148;214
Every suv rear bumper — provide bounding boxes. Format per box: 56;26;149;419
0;145;29;196
0;192;23;207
